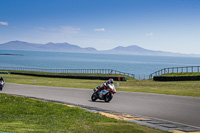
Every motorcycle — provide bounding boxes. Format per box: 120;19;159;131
0;80;5;91
91;84;116;102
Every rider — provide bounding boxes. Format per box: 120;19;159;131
0;77;4;82
97;78;114;92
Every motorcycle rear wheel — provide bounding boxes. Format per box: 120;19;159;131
91;93;97;101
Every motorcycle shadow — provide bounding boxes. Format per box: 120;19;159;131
88;100;109;103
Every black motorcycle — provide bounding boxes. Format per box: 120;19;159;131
0;80;5;91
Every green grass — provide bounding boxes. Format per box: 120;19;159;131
161;72;200;76
1;73;200;97
117;80;200;97
0;93;165;133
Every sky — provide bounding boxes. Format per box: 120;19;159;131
0;0;200;54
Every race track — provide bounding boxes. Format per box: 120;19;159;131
2;83;200;128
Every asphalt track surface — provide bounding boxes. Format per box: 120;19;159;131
2;83;200;128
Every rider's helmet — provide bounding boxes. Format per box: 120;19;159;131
108;78;114;84
0;77;3;80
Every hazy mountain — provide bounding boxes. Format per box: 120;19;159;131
107;45;153;54
0;41;199;57
0;41;97;53
103;45;181;56
0;41;42;51
104;45;200;57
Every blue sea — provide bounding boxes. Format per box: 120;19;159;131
1;50;200;79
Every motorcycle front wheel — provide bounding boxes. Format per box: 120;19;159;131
91;92;98;101
104;93;113;102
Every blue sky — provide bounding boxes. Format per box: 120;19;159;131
0;0;200;54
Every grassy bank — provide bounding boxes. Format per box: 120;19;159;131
0;93;165;133
1;73;200;97
117;79;200;97
161;72;200;76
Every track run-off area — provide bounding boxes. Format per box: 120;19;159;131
1;83;200;132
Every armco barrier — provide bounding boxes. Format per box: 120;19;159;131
153;76;200;81
149;66;200;79
10;72;127;81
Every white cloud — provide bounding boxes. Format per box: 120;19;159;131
38;27;45;31
94;28;105;32
60;26;80;34
146;32;154;39
35;26;81;42
146;32;153;37
38;26;80;35
0;21;8;26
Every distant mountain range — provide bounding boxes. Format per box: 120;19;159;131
0;41;198;57
0;41;97;53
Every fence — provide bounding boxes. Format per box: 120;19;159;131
149;66;200;79
134;74;150;80
0;66;135;78
3;66;200;80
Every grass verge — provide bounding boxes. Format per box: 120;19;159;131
0;93;165;133
161;72;200;76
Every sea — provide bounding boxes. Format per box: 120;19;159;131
1;50;200;79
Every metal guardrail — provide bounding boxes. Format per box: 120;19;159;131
135;75;150;80
0;66;135;78
149;66;200;79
